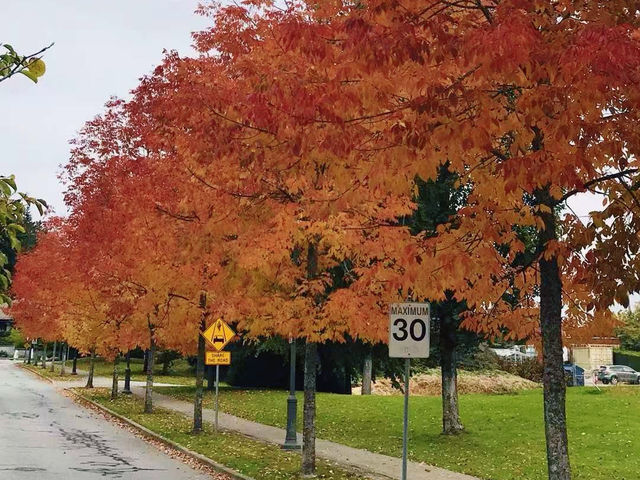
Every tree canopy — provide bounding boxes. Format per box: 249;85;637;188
10;2;640;479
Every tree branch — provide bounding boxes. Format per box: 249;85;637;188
0;43;54;84
556;169;639;205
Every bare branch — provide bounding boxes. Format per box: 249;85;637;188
556;169;639;205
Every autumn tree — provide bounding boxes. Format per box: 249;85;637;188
407;166;470;434
13;5;640;480
180;4;640;480
126;5;511;472
62;98;218;412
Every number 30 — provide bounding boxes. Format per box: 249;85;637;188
393;318;427;341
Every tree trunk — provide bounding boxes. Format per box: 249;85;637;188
144;339;156;413
41;343;47;369
440;308;463;434
111;354;119;400
60;343;67;376
50;341;57;372
537;191;572;480
193;293;207;433
86;349;95;388
362;350;373;395
302;342;318;476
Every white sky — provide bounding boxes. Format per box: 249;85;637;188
1;2;636;310
1;0;209;215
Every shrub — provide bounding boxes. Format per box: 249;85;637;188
458;343;501;370
496;356;543;383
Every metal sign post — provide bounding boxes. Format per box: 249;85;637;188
389;302;430;480
201;318;236;432
215;365;220;430
402;358;410;480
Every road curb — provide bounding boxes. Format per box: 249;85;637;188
19;364;54;383
66;388;255;480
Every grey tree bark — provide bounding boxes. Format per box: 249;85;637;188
111;354;119;400
302;342;318;476
144;338;156;413
193;292;207;433
362;350;373;395
86;349;95;388
50;341;57;372
41;343;47;370
537;190;571;480
301;242;319;476
440;310;463;434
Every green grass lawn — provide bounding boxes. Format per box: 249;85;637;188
75;357;197;385
22;357;198;385
20;362;81;381
155;385;640;480
76;388;368;480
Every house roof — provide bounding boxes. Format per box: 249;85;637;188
569;337;620;347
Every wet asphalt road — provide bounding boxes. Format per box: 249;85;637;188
0;360;211;479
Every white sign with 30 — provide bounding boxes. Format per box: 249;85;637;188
388;302;430;358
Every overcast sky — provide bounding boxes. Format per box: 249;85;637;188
2;0;209;215
2;2;636;310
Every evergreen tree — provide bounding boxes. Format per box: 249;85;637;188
407;164;472;434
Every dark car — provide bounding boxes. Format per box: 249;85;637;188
597;365;640;385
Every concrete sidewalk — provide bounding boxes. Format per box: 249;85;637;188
51;372;479;480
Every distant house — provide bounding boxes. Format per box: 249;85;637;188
490;345;537;362
0;306;12;334
490;337;622;376
570;337;620;373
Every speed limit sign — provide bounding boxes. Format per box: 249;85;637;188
389;302;430;358
389;302;430;480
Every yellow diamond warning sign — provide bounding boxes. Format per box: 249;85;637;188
205;351;231;366
202;318;235;351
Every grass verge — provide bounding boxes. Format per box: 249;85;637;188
155;385;640;480
20;362;79;381
74;387;370;480
75;357;197;385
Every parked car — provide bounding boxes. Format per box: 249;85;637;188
597;365;640;385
